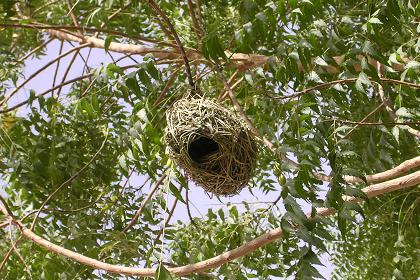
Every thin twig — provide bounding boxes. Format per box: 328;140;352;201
0;64;138;114
344;103;384;138
0;196;14;217
0;221;9;229
142;189;181;276
220;77;244;101
80;77;97;98
145;0;195;89
324;119;420;126
0;73;92;114
51;40;64;97
185;185;198;228
0;235;23;274
7;230;32;280
20;191;106;222
0;43;89;107
267;77;420;100
56;48;81;96
66;0;82;33
187;0;202;44
153;65;183;106
18;38;54;62
122;174;167;233
153;196;178;246
376;64;420;138
218;69;239;100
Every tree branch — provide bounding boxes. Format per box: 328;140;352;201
0;64;138;114
0;43;90;108
187;0;203;44
56;47;81;96
266;78;420;100
324;119;420;126
343;103;384;138
0;23;177;48
66;0;82;33
1;169;419;276
376;64;420;138
122;174;167;233
18;37;54;62
144;0;195;89
51;40;64;97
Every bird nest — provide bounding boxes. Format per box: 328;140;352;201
164;97;258;196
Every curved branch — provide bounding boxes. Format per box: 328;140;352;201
46;29;177;59
313;156;420;184
0;23;177;48
323;119;420;126
1;157;419;276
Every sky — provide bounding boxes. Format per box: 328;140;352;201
7;39;334;279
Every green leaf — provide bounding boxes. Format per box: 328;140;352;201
368;17;382;24
201;22;227;62
155;263;174;280
228;204;239;220
291;8;302;15
218;208;225;220
392;126;400;144
343;201;365;219
337;215;347;240
344;187;368;201
393;268;403;279
168;182;186;204
314;56;328;66
395;107;413;118
358;72;372;86
303;250;323;266
107;63;123;75
280;217;294;235
126;76;142;97
284;195;307;222
404;60;420;69
104;35;114;53
118;155;128;176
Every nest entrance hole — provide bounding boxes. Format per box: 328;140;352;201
188;137;219;164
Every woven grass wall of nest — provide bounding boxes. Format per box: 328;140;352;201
164;97;258;196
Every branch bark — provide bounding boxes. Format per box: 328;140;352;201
1;23;414;74
1;170;419;277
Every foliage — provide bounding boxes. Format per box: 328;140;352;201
331;189;420;280
0;0;419;279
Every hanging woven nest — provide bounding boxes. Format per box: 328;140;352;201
164;96;258;196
